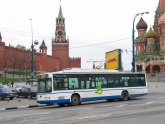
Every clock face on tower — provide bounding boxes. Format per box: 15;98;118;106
57;30;63;36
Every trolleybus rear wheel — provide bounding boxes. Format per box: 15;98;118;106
121;91;129;101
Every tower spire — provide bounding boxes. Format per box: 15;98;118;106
58;4;64;19
40;39;47;54
54;1;66;43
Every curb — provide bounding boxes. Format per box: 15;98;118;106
0;104;50;111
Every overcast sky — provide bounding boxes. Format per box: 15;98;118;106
0;0;159;70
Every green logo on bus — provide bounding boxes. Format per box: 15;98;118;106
95;84;103;94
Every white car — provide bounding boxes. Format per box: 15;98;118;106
15;84;25;92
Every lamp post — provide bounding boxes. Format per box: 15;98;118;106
30;19;38;81
132;12;149;72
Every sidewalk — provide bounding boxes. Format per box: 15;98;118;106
0;98;37;109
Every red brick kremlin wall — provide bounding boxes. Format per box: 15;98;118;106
0;41;81;72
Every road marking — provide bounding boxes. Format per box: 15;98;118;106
17;105;29;109
145;101;153;105
41;112;51;115
0;108;5;111
78;113;112;120
69;107;93;110
115;104;127;108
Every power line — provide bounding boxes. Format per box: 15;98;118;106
0;26;51;39
1;26;133;45
1;26;133;52
70;37;131;49
34;37;133;53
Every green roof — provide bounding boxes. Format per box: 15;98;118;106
57;5;64;19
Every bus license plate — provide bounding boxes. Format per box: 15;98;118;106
58;96;65;100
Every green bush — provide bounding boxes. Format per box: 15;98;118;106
6;70;31;75
0;77;20;83
5;70;41;76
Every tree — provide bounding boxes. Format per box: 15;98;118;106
3;50;11;77
16;44;26;50
10;52;17;77
24;52;31;79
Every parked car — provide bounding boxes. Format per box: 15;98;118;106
26;79;37;86
0;86;17;100
15;84;25;92
17;85;37;98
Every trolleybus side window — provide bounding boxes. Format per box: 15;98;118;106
79;74;87;89
79;74;94;89
68;78;79;89
102;76;108;88
140;76;145;86
38;81;45;93
134;75;139;86
90;75;96;89
126;75;132;87
118;75;126;87
88;75;96;89
45;80;52;92
135;74;145;86
38;78;52;93
95;77;101;88
121;76;129;87
53;75;68;90
52;73;146;91
107;76;115;88
95;75;107;88
128;74;146;87
86;81;90;89
91;79;96;89
80;81;85;89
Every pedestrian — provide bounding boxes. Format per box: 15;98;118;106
11;81;14;87
2;81;6;85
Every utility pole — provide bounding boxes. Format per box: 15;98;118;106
132;12;149;72
30;19;38;81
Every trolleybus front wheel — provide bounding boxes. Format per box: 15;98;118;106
71;94;80;106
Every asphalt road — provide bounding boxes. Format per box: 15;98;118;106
0;82;165;124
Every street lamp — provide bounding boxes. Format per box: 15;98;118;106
132;12;149;72
30;19;38;81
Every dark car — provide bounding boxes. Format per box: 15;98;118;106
0;86;17;100
17;85;37;98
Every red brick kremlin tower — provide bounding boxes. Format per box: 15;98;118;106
135;0;165;74
52;5;71;69
0;5;81;73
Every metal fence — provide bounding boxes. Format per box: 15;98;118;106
146;73;165;82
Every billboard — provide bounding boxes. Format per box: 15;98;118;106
105;49;122;70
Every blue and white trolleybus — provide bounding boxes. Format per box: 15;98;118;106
37;68;148;106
